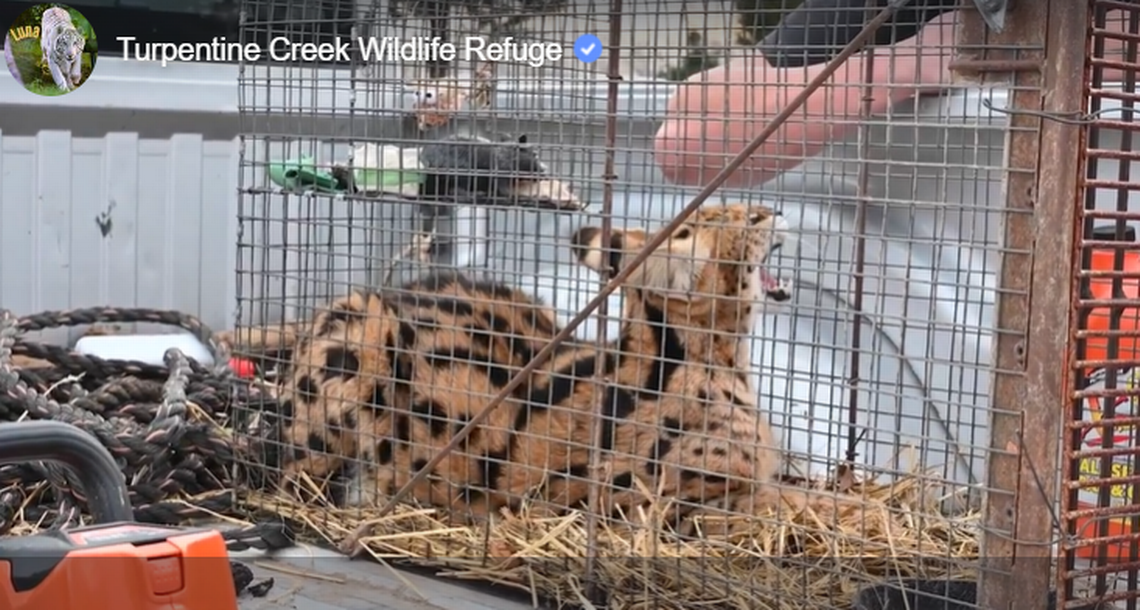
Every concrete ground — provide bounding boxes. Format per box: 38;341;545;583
228;543;542;610
222;533;1132;610
226;545;1134;610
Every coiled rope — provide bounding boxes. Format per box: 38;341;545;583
0;307;292;570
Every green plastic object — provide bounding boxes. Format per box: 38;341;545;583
355;167;423;191
268;156;424;193
268;157;340;192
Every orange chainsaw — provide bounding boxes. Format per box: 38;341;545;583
0;420;240;610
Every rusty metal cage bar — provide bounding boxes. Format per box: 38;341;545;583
966;1;1087;609
580;0;624;594
1060;1;1140;609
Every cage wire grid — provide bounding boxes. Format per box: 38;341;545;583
226;1;1093;609
1059;2;1140;610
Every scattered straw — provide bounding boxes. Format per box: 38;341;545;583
254;559;347;583
232;473;981;610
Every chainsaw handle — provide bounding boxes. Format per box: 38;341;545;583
0;421;132;523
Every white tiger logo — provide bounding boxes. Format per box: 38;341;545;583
40;7;85;92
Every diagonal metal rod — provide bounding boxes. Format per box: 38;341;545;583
345;0;910;552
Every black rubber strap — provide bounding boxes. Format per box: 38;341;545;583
759;0;960;67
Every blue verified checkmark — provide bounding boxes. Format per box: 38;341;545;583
573;34;603;64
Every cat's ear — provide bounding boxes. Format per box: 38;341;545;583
570;226;647;278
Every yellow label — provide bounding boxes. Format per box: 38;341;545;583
1077;368;1140;508
1077;457;1134;501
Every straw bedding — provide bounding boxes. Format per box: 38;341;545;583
0;309;983;610
234;466;981;610
217;325;982;610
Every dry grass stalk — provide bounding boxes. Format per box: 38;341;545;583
231;471;981;610
4;470;982;609
10;355;52;369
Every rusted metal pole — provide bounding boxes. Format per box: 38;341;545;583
581;0;623;598
1060;3;1135;608
842;3;878;470
976;1;1089;609
949;57;1042;76
355;1;910;539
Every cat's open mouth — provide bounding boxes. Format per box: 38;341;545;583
760;243;792;302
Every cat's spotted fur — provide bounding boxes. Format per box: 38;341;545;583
275;203;843;532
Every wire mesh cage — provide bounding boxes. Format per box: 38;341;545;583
227;1;1090;608
1060;2;1140;609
